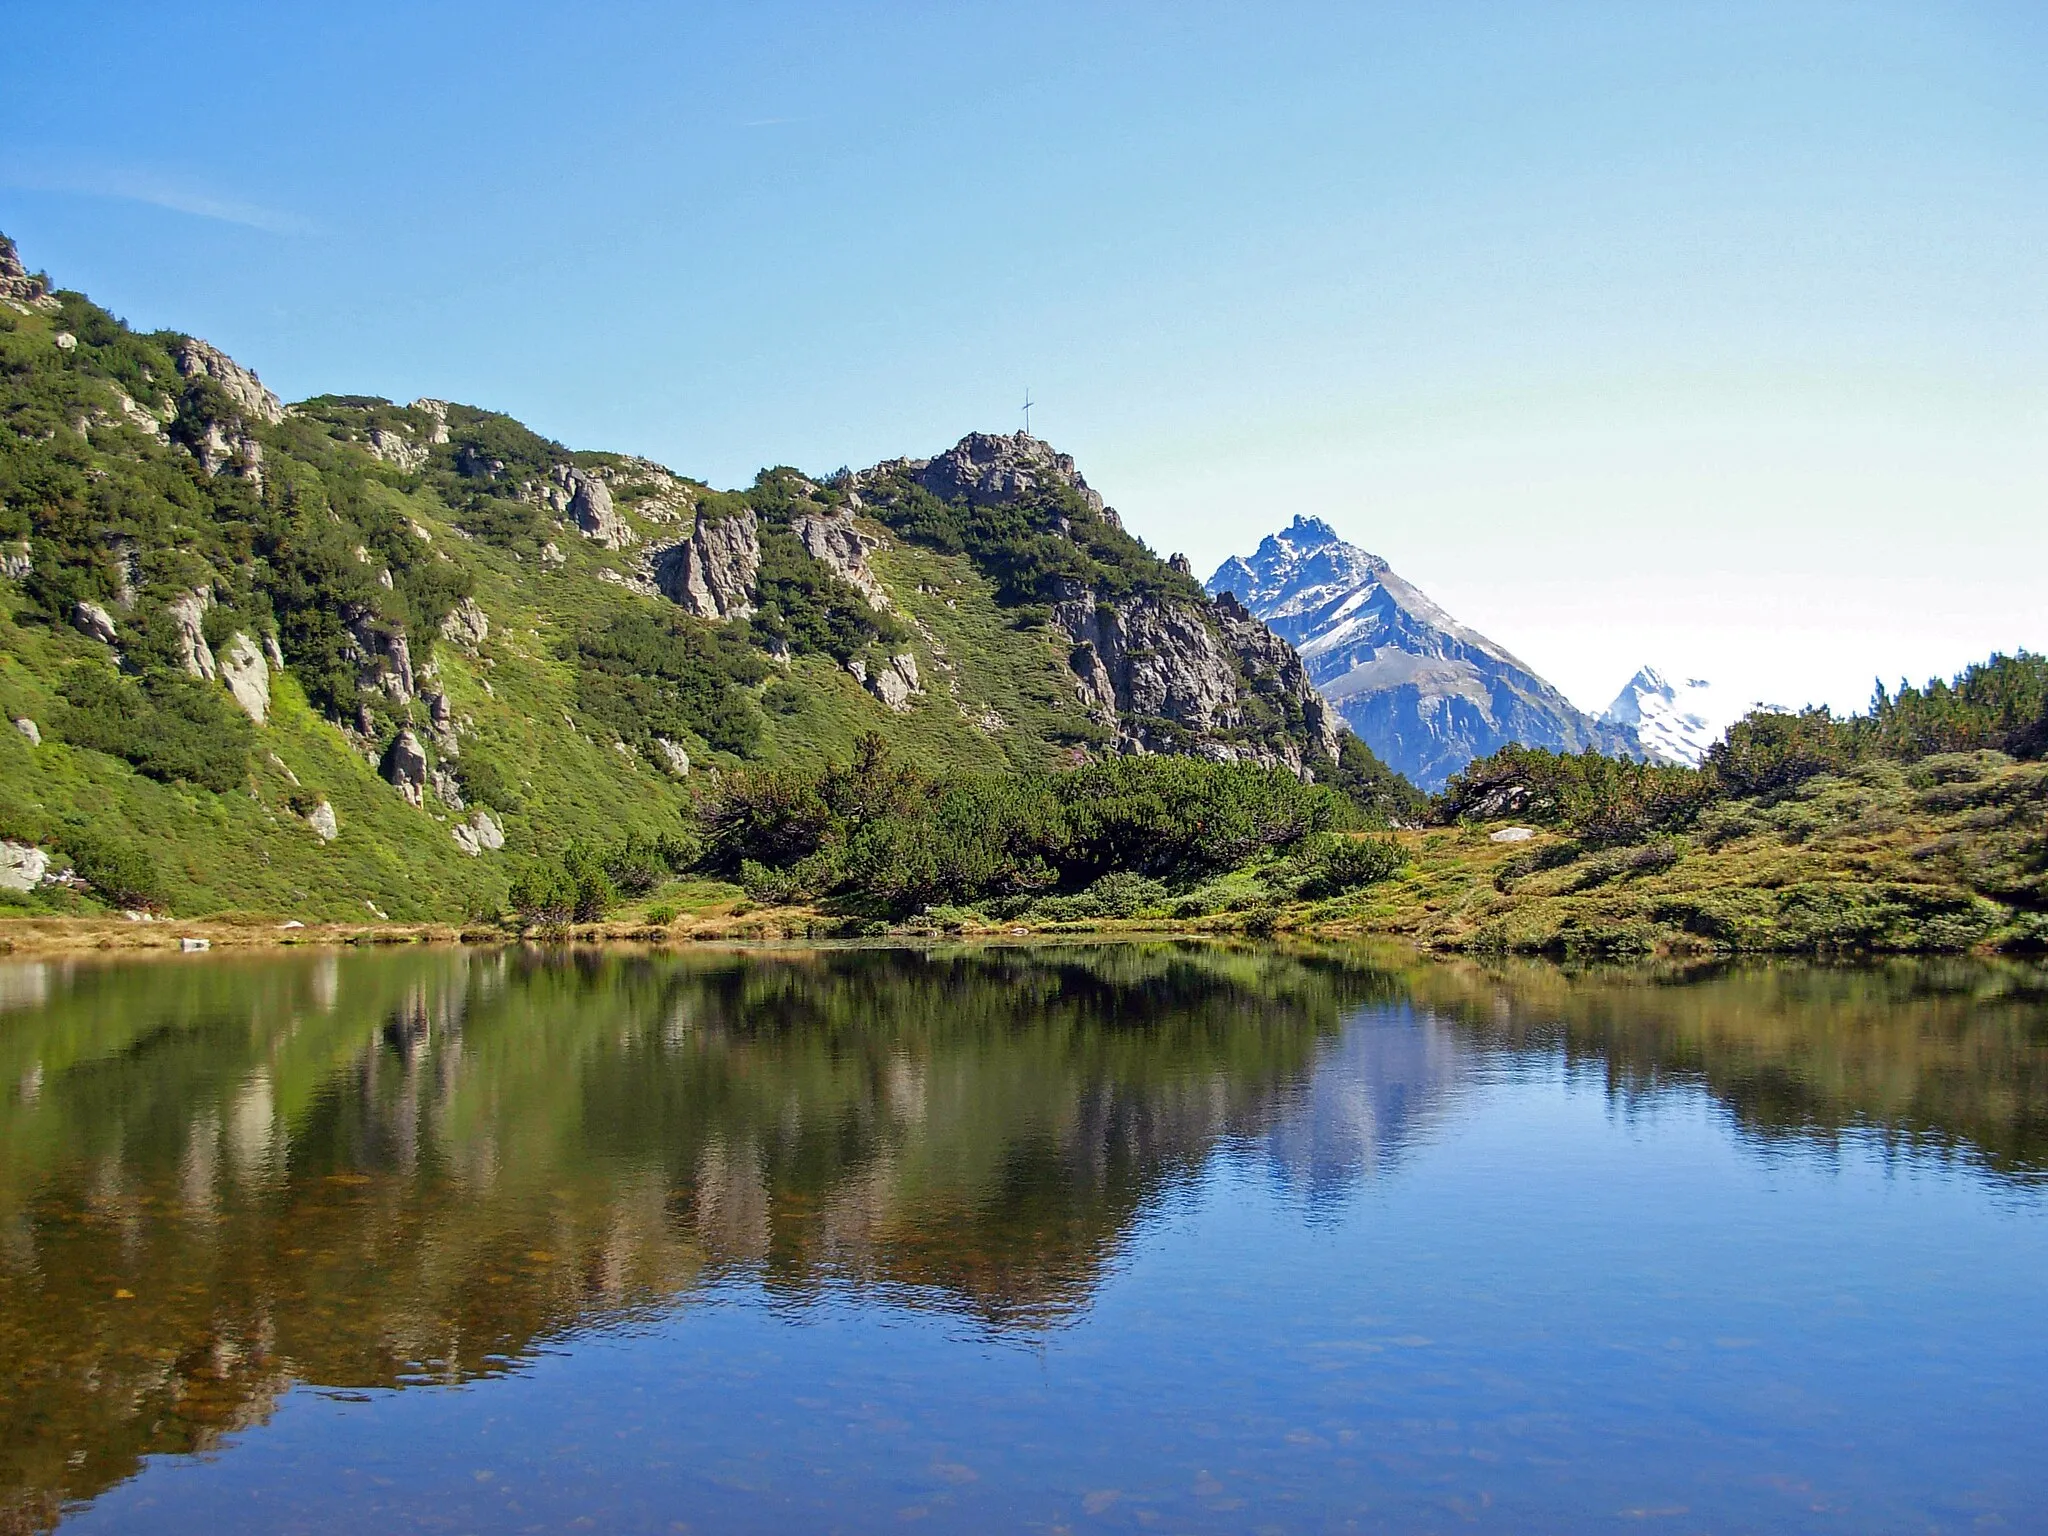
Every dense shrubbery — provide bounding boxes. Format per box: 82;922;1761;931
55;664;254;793
61;829;167;910
507;832;694;928
700;734;1353;916
570;609;767;758
859;473;1201;610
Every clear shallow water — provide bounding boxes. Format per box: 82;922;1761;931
2;945;2045;1533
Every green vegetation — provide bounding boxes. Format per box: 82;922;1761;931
1322;658;2048;957
688;734;1371;920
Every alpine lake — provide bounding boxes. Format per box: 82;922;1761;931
2;941;2045;1534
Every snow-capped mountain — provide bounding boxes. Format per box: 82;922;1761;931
1207;516;1637;789
1600;668;1723;766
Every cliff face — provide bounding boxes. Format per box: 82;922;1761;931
1209;516;1637;789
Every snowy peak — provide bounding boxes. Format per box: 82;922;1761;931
1208;517;1638;789
1207;516;1389;629
1601;668;1721;766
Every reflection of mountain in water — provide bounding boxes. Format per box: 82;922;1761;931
0;944;1385;1529
1;944;2045;1529
1256;1004;1474;1201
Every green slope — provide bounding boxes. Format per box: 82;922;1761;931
0;232;1388;921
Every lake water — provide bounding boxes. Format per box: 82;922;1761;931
2;943;2045;1533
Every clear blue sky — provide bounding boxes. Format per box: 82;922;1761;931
5;1;2043;715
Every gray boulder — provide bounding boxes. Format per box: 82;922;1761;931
306;800;339;841
13;717;38;746
73;600;118;644
848;652;921;711
0;841;49;893
450;809;505;856
653;738;690;776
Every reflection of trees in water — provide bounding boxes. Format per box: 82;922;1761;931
1397;955;2048;1179
3;945;2043;1529
0;944;1373;1528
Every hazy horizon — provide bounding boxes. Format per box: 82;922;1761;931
7;1;2042;718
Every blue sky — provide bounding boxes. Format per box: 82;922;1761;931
5;1;2043;714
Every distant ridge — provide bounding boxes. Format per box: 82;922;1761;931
1208;516;1637;789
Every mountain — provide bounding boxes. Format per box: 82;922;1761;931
0;232;1354;920
1207;516;1637;790
1600;667;1723;766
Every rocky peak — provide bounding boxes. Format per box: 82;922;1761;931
1208;515;1389;618
859;432;1118;525
176;338;284;426
0;233;55;312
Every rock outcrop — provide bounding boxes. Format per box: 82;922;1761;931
219;632;270;722
380;729;429;806
1210;591;1345;763
0;235;56;313
899;432;1115;523
653;738;690;776
347;612;415;704
366;427;428;472
175;339;284;425
848;652;921;711
654;506;759;620
450;809;505;856
1209;515;1637;788
1049;586;1335;772
791;511;891;610
540;464;633;548
305;800;339;841
439;597;489;651
72;601;118;645
13;717;39;746
169;589;217;680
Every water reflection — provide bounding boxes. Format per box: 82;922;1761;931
0;942;2044;1530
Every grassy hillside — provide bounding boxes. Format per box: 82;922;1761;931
0;233;1390;923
